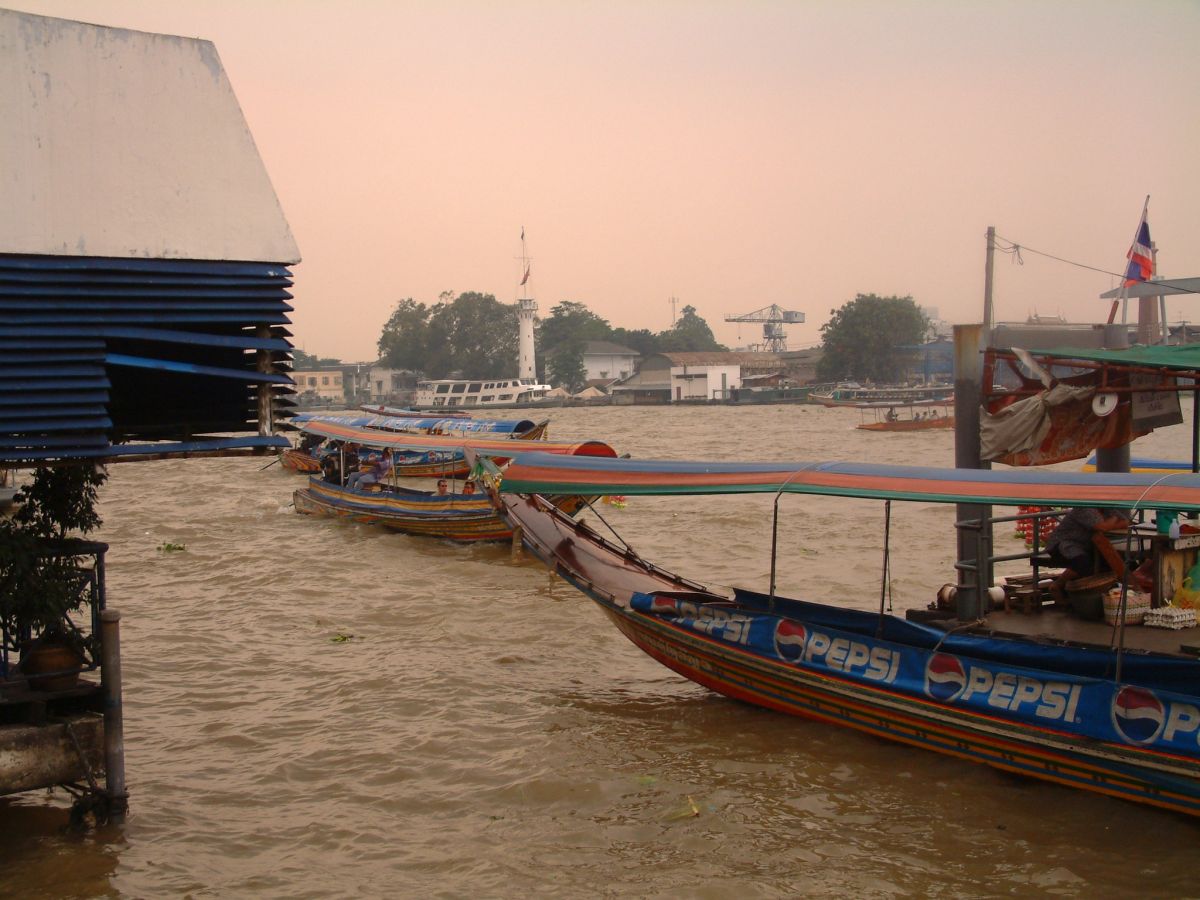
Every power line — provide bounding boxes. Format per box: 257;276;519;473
993;233;1199;295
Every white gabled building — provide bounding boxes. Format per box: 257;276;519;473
581;341;641;382
610;352;781;404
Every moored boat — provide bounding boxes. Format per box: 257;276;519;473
412;377;557;410
293;429;616;541
283;415;550;478
358;404;472;419
279;447;322;473
1082;454;1193;474
294;476;518;541
493;452;1200;817
811;382;954;408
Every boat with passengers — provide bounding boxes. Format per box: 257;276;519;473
294;424;616;542
280;412;549;477
486;452;1200;817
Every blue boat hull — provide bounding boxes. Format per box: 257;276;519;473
499;492;1200;817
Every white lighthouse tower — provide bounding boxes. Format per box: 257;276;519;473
516;228;537;381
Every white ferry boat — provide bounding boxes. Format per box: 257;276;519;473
413;377;555;409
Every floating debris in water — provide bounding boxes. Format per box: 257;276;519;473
330;631;356;643
157;541;186;553
663;795;701;821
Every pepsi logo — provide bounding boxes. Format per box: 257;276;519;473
1111;685;1165;745
648;596;680;616
773;620;807;663
925;653;967;702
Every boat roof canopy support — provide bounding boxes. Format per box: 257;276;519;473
498;453;1200;513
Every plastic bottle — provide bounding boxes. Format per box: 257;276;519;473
1170;518;1181;540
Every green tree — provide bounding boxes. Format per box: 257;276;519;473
537;301;611;351
536;301;613;381
425;291;519;378
609;327;660;358
816;293;930;383
377;298;431;371
292;348;343;369
545;335;588;392
658;305;727;352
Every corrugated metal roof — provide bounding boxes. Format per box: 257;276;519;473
0;254;295;464
645;351;782;367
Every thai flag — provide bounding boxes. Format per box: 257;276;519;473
1123;201;1153;286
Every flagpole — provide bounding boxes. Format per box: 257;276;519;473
1120;194;1151;327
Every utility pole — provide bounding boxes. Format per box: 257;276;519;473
669;296;678;326
983;226;995;331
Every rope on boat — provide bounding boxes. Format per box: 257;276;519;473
930;618;989;653
581;498;637;556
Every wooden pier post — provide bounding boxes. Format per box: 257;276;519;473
511;526;523;561
100;608;128;822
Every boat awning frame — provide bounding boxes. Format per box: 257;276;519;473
498;453;1200;513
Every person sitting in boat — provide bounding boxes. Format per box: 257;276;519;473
320;448;343;485
886;407;898;422
1045;507;1149;599
436;479;449;496
462;480;476;495
347;449;392;491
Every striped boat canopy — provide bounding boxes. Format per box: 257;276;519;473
498;453;1200;512
298;421;615;459
291;413;539;435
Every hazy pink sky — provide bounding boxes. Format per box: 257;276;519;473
13;0;1200;361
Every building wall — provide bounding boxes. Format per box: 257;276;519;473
583;352;639;381
367;366;416;402
670;364;741;401
0;9;298;263
295;368;344;402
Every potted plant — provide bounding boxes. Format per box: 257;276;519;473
0;464;107;690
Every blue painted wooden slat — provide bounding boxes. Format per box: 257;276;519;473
0;254;295;463
0;255;293;279
105;353;292;384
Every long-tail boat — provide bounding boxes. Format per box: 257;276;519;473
491;452;1200;817
856;402;954;432
282;414;549;477
358;404;472;419
293;427;616;542
1082;454;1193;474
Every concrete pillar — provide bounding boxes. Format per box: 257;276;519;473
100;608;128;822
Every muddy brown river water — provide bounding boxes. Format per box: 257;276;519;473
1;403;1197;897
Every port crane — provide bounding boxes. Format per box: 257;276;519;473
724;305;805;353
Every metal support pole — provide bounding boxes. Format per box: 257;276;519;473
100;608;128;823
954;323;991;620
1096;323;1131;473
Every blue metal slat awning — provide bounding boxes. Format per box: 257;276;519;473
0;254;297;464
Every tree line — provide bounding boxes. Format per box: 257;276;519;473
299;290;932;391
374;293;726;392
